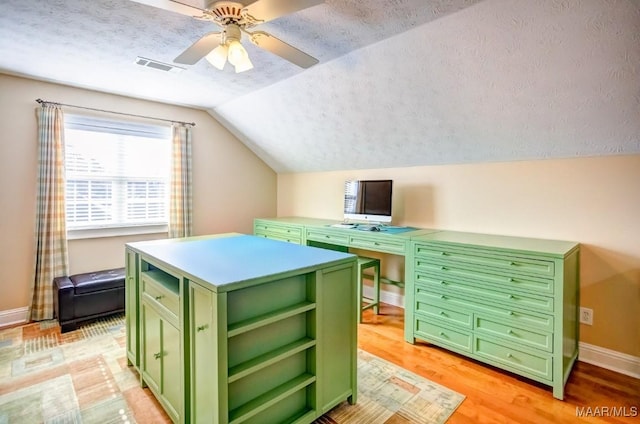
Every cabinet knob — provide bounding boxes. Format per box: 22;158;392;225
196;324;209;332
507;353;514;358
439;332;446;337
508;294;515;299
508;329;515;335
154;352;162;360
509;311;515;316
440;295;446;299
155;295;164;301
439;311;447;316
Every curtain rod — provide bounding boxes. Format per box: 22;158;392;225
35;98;195;127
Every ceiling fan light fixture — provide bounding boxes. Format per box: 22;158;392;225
234;56;254;73
227;40;248;66
205;44;228;70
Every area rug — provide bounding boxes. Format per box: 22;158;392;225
0;315;464;423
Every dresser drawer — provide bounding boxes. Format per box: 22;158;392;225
141;270;180;320
415;272;554;314
349;235;406;255
415;301;472;329
415;319;472;353
474;314;553;352
306;228;350;245
415;258;554;295
414;244;555;277
415;285;554;332
474;336;552;381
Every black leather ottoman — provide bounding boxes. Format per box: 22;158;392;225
53;268;125;333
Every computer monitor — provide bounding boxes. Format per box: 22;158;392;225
343;179;393;224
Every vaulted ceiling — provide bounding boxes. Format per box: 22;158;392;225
1;0;639;172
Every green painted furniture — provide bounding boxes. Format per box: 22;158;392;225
125;233;357;423
253;217;580;400
407;231;579;400
357;257;380;323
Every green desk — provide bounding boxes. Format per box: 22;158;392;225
254;217;580;400
125;233;357;423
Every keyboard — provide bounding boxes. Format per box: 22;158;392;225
330;223;356;228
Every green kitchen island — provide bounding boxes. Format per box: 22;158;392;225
125;233;358;424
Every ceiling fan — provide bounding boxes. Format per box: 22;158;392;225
132;0;322;73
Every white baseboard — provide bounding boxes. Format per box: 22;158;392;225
363;286;404;309
0;307;30;328
579;342;640;379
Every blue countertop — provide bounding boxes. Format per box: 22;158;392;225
127;234;356;292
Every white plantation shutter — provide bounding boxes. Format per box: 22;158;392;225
64;115;171;231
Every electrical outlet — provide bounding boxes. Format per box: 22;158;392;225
580;307;593;325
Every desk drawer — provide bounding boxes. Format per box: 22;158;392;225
475;314;553;352
415;272;554;314
306;229;350;245
414;244;554;277
141;270;180;319
474;336;552;381
415;285;554;332
415;258;554;295
255;223;302;243
349;235;406;255
415;301;472;329
415;319;472;353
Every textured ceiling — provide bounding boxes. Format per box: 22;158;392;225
1;0;639;172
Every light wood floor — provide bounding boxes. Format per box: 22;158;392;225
359;304;640;424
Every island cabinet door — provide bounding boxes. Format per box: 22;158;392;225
189;281;225;424
142;302;162;391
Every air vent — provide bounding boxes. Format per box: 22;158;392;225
135;57;185;73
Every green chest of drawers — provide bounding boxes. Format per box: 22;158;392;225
406;231;579;400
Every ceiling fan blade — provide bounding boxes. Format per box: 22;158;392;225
243;0;324;24
248;31;318;68
129;0;204;17
174;31;222;64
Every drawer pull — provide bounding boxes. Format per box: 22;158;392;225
508;295;515;299
439;332;446;337
508;329;515;335
440;295;447;299
374;242;380;246
325;235;330;238
154;352;162;360
507;353;514;358
440;266;448;270
509;311;515;316
155;295;164;301
509;278;515;282
439;311;447;316
197;324;209;332
440;281;447;285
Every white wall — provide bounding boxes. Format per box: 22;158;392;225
0;73;277;316
277;155;640;358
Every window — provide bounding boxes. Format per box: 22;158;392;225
64;115;171;237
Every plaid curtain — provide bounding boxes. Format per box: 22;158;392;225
169;123;193;238
32;104;69;321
